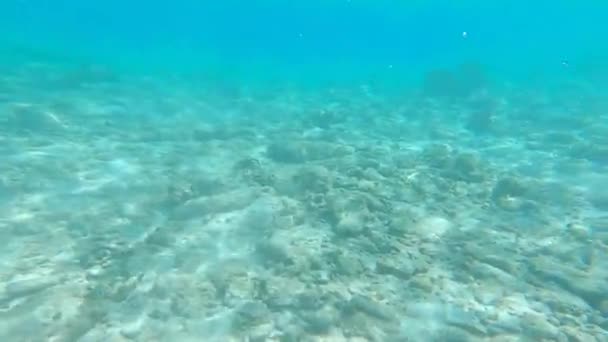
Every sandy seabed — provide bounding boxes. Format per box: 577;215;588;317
0;63;607;341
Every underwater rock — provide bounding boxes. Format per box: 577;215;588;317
388;206;418;236
189;175;226;197
343;295;396;322
530;256;608;311
233;158;276;187
254;240;293;266
303;192;336;224
411;216;453;240
421;143;453;169
143;225;176;248
295;291;325;311
265;292;294;310
520;313;562;340
333;210;368;237
205;259;256;303
562;326;600;342
405;302;486;336
445;152;486;182
491;176;528;202
267;141;307;163
173;188;257;219
165;182;196;207
240;196;280;239
376;259;416;280
231;301;271;333
301;313;334;335
292;165;333;194
332;253;365;276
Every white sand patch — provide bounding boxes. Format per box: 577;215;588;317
413;216;453;240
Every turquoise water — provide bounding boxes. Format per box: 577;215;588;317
1;1;607;341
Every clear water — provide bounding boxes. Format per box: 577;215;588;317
1;1;607;341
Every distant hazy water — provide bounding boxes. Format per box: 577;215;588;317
1;1;607;87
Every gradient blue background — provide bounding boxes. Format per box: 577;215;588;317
1;1;607;86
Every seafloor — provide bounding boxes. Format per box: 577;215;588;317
0;62;607;342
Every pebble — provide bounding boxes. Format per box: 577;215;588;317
334;212;367;237
255;241;292;265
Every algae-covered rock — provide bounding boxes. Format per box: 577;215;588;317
343;295;397;322
445;152;486;182
232;301;271;331
421;143;452;169
492;176;528;201
388;206;418;236
173;189;258;219
254;240;293;266
292;165;333;194
301;312;334;334
333;210;368;237
333;253;365;276
376;259;416;280
233;157;276;187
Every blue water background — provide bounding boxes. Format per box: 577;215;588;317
1;1;607;88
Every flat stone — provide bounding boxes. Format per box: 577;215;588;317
531;257;608;310
334;254;364;276
444;305;486;335
2;276;57;302
521;313;561;340
376;259;416;280
301;313;333;335
346;295;395;322
120;318;144;339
